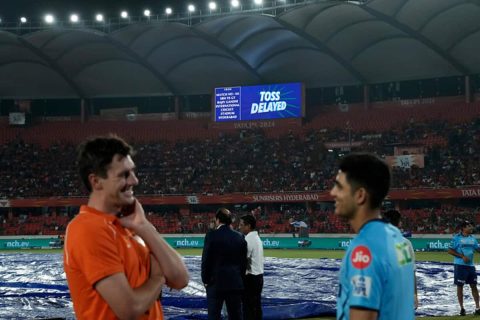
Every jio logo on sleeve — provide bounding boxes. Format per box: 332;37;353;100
351;245;372;269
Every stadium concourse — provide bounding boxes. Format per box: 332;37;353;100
0;0;480;318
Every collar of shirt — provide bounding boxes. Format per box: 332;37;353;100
246;230;258;238
79;205;117;223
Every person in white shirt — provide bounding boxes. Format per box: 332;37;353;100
239;214;264;320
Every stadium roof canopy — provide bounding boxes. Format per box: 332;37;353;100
0;0;479;99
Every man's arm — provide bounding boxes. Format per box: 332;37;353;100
95;256;165;320
201;231;212;285
407;241;419;309
120;200;189;290
240;237;248;276
448;248;470;263
350;308;378;320
414;272;418;309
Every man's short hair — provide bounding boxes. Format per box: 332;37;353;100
216;208;232;225
460;220;473;229
77;135;134;192
240;214;256;230
339;153;391;210
383;209;401;227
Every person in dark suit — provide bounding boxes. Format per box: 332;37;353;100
202;208;248;320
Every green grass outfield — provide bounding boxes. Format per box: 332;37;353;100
0;248;454;263
176;248;454;263
0;248;464;319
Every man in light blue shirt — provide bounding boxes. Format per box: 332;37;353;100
331;153;415;320
448;220;480;316
383;209;418;309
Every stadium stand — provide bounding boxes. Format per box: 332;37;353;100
1;101;479;199
0;100;479;236
0;0;479;239
2;205;479;236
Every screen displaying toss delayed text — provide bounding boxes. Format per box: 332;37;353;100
214;82;304;122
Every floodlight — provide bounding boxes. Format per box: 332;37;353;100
70;14;79;23
44;14;55;24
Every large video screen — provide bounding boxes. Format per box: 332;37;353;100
214;82;304;122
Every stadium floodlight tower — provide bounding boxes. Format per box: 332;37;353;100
209;1;217;13
144;9;151;21
165;7;173;20
95;14;104;22
120;11;128;19
20;17;28;24
187;4;195;25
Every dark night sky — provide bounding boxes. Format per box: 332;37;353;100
1;0;233;22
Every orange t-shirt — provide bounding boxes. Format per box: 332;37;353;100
63;205;163;320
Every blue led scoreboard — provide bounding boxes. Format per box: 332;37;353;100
214;82;304;122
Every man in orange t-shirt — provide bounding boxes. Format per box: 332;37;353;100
64;135;189;319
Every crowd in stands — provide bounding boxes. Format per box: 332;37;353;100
2;205;478;236
0;212;69;236
401;205;479;234
0;101;479;237
0;116;479;199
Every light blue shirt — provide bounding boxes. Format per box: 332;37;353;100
337;220;415;320
451;233;479;266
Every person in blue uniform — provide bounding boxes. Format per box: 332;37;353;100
448;220;480;316
383;209;418;309
330;153;415;320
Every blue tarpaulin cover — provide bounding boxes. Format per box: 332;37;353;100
0;253;466;319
